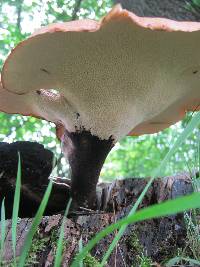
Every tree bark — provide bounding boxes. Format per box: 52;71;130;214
114;0;200;21
0;141;70;219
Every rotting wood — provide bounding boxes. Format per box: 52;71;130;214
0;172;195;266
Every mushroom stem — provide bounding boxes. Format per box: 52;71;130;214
62;129;114;208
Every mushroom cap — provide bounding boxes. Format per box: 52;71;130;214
0;75;35;116
2;4;200;140
0;76;72;130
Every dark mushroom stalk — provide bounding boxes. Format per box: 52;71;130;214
1;4;200;208
61;130;114;207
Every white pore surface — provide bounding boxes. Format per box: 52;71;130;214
2;19;200;141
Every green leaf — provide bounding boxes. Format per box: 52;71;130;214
166;256;200;266
54;198;72;267
193;0;200;8
12;152;21;265
71;192;200;266
0;198;6;263
78;236;83;267
18;180;53;267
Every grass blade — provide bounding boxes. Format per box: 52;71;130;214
71;192;200;266
152;112;200;177
18;179;53;267
78;236;83;267
54;198;72;267
100;112;200;265
198;133;200;174
12;152;21;265
0;198;6;263
100;177;154;266
166;256;200;266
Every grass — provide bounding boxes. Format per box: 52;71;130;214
83;253;101;267
12;153;21;266
54;198;72;267
167;136;200;266
18;179;53;267
166;145;200;266
0;112;200;266
0;199;6;264
78;236;83;267
184;172;200;261
166;257;200;266
0;153;53;266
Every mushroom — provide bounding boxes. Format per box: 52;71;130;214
1;4;200;208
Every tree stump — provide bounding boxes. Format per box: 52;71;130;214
0;155;195;266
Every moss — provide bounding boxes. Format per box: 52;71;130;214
0;225;70;267
28;227;69;264
0;258;19;267
0;236;49;267
51;227;68;247
129;232;143;254
128;232;153;267
50;228;59;245
138;254;153;267
26;232;50;266
83;253;101;267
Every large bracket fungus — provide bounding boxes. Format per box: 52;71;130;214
1;4;200;208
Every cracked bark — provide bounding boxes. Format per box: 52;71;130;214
114;0;200;21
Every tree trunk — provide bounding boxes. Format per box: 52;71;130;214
114;0;200;21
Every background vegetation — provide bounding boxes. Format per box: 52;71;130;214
0;0;200;181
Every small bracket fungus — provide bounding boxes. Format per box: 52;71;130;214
1;4;200;208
